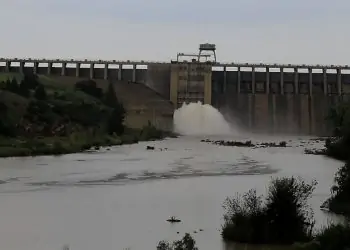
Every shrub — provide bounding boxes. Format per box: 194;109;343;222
18;80;30;97
325;100;350;160
313;223;350;250
104;81;119;108
5;78;19;93
139;122;164;141
0;120;16;137
265;177;316;244
107;104;125;135
221;177;317;245
326;161;350;215
75;80;102;99
34;84;47;100
22;73;40;90
157;233;198;250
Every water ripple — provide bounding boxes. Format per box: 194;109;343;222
27;157;277;188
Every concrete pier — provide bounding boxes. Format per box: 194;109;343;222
47;63;52;75
280;68;284;94
132;64;136;82
76;63;80;77
90;64;94;79
61;63;66;76
104;64;108;80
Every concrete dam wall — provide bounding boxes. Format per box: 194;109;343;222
1;58;350;135
212;69;350;136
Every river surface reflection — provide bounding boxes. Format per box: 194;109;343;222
0;135;344;250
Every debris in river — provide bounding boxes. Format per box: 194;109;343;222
304;148;326;155
214;140;254;147
202;139;288;148
166;216;181;223
146;146;155;150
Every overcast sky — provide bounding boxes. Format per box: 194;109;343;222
0;0;349;65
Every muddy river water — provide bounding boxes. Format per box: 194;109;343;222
0;135;344;250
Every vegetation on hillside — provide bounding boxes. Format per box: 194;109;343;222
0;73;169;157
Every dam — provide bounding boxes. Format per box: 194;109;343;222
1;44;349;135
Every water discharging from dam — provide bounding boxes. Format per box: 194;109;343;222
173;102;234;136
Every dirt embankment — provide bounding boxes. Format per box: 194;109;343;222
46;76;174;131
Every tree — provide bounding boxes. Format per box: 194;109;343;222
34;84;47;100
107;104;125;135
22;73;39;90
104;81;125;135
221;177;317;245
325;100;350;160
104;81;118;108
5;78;19;93
75;80;102;99
18;80;30;97
326;162;350;215
265;177;317;244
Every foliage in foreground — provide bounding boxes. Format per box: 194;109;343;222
325;99;350;161
310;222;350;250
221;177;317;245
157;233;198;250
324;161;350;216
321;99;350;215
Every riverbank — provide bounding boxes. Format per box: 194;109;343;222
0;72;176;158
0;126;176;158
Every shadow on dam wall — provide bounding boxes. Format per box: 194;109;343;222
212;92;345;136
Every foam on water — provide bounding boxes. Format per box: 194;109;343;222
173;102;234;136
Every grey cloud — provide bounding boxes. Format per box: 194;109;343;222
0;0;350;64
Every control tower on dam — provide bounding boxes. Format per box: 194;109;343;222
1;45;350;135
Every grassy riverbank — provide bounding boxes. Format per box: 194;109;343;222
0;72;174;158
0;126;173;158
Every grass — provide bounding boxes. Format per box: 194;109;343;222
0;125;174;158
0;72;22;82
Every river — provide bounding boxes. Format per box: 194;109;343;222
0;135;344;250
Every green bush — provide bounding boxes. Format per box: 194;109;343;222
222;177;317;245
107;104;125;135
324;161;350;216
157;233;198;250
139;122;165;141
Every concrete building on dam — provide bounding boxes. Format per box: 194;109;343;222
1;44;350;135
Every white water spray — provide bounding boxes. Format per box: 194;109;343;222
173;102;233;136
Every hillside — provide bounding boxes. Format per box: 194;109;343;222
39;76;174;131
0;73;173;157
